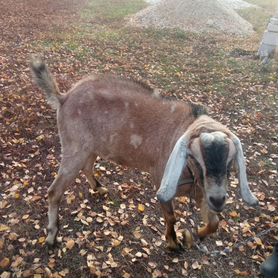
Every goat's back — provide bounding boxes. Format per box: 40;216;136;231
57;75;200;180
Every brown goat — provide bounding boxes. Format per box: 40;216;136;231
30;56;258;250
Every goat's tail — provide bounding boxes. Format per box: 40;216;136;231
30;55;63;109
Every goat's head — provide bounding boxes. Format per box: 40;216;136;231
189;131;235;212
157;121;258;211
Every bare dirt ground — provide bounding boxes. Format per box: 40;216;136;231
0;0;277;278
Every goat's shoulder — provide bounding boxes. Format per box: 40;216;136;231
189;115;231;139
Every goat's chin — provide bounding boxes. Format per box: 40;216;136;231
208;203;224;213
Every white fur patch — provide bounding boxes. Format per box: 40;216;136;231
200;131;227;146
110;133;117;144
171;103;177;113
130;134;143;149
129;122;134;129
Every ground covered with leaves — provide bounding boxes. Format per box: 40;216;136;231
0;0;277;277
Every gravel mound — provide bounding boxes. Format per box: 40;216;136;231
129;0;254;36
223;0;257;10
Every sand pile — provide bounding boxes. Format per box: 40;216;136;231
129;0;254;36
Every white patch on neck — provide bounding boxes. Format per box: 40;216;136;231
130;134;143;149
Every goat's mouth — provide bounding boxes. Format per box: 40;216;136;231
209;207;223;213
207;202;225;213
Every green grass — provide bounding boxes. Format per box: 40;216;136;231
240;0;277;34
246;0;277;10
40;39;91;60
82;0;147;22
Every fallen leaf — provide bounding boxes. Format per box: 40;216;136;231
1;272;11;278
138;204;145;213
0;258;10;269
0;240;4;249
135;252;143;258
229;211;239;218
254;237;263;247
0;225;10;232
122;271;131;278
66;239;75;250
234;269;249;276
152;269;162;278
38;237;45;244
192;261;202;270
11;256;23;268
216;240;223;247
112;239;121;247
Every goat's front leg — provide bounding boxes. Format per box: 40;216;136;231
160;201;183;251
46;157;82;246
198;198;219;239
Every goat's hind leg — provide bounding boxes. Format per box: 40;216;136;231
46;156;84;246
83;156;108;195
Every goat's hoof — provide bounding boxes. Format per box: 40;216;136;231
166;239;184;252
182;229;194;249
46;237;56;248
197;226;208;240
46;229;58;247
97;187;108;195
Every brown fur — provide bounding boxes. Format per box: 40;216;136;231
30;57;256;250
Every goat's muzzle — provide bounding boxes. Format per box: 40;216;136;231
208;195;226;213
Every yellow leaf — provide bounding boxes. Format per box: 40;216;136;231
112;239;121;247
0;257;10;269
0;225;10;232
138;204;145;213
229;211;239;218
23;181;29;187
38;237;45;244
66;239;75;250
14;193;20;199
234;269;249;276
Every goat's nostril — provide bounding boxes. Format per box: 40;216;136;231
209;196;225;208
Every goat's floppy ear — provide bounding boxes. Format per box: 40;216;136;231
231;134;258;206
157;134;189;202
